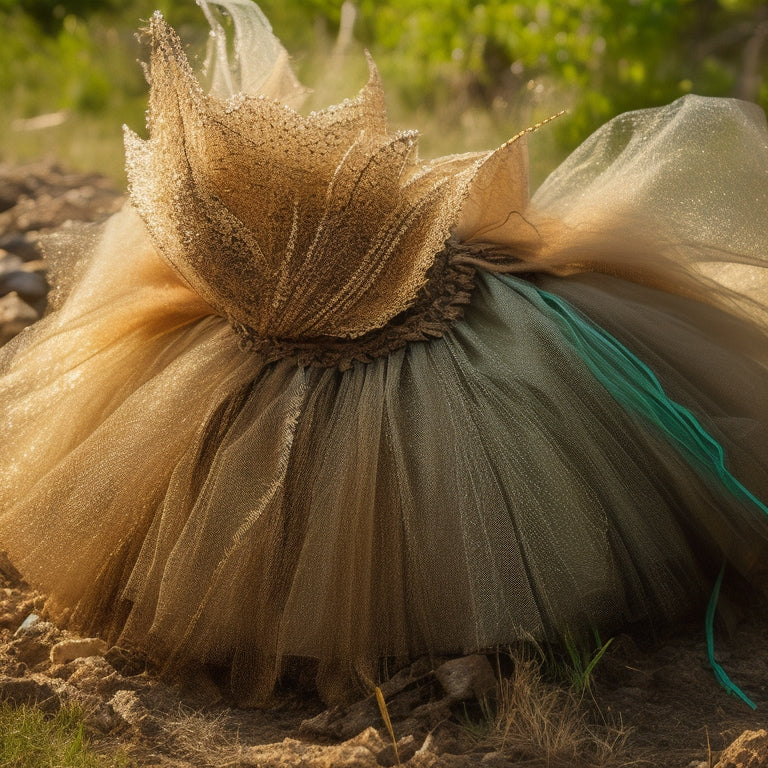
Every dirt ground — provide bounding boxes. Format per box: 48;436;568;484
1;550;767;767
1;162;767;768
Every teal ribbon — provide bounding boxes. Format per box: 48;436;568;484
521;280;767;707
706;563;756;709
532;286;768;516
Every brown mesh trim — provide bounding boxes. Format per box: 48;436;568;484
228;240;519;370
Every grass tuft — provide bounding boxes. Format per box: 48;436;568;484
473;650;632;768
561;633;615;694
0;701;133;768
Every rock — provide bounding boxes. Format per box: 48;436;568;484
14;613;40;635
300;656;440;743
104;645;146;677
344;726;388;753
240;734;381;767
0;607;31;632
0;162;121;237
0;253;23;274
50;637;108;665
300;699;380;741
481;751;513;766
51;678;120;733
409;742;478;768
0;234;41;260
0;675;59;711
0;270;48;300
110;689;162;737
20;258;46;274
391;698;454;747
0;179;29;214
301;658;443;748
109;689;143;724
299;684;435;744
714;729;768;768
0;592;36;632
376;733;418;767
377;655;433;698
12;617;54;639
78;697;119;734
409;726;474;767
1;662;28;678
422;725;464;757
397;734;419;763
415;732;439;756
435;655;497;701
64;655;126;696
0;551;23;587
0;292;39;344
9;620;61;666
410;732;466;767
0;189;121;234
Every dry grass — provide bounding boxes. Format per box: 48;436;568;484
160;705;243;768
475;652;634;768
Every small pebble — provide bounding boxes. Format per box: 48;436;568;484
14;613;40;636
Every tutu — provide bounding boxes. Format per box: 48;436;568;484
1;1;767;705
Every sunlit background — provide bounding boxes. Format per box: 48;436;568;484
1;0;766;188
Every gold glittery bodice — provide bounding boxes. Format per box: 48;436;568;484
125;12;531;362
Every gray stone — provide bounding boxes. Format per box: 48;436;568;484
0;234;40;260
14;613;40;635
0;270;48;300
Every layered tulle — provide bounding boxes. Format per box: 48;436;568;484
1;1;767;704
1;200;767;702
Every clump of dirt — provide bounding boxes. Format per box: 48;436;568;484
0;162;766;768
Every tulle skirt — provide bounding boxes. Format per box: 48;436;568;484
1;203;767;702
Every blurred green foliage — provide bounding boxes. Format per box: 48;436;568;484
1;0;766;184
